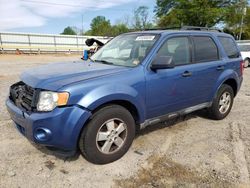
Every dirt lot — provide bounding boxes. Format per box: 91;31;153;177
0;54;250;187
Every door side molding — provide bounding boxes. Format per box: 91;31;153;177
140;102;212;129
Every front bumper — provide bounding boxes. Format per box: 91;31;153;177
6;99;92;151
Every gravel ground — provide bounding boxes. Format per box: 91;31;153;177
0;54;250;188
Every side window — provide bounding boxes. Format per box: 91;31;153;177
218;37;239;59
157;37;190;66
193;36;219;63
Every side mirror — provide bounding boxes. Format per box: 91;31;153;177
151;55;175;70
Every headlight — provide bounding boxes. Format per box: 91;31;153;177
37;91;69;112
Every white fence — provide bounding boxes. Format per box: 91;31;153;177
237;40;250;45
1;32;249;54
0;32;110;54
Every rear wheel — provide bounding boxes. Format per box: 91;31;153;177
208;84;234;120
244;59;249;68
79;105;135;164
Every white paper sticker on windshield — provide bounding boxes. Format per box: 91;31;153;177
136;36;155;41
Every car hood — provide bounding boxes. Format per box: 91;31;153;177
21;61;130;90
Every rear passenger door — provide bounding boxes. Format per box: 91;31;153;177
189;35;224;103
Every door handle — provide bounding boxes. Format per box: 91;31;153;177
182;71;192;77
217;65;225;71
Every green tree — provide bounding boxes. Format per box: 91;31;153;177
84;30;92;36
157;12;181;28
224;0;249;39
86;16;130;37
155;0;236;28
61;26;77;35
133;6;153;30
89;16;112;36
111;24;129;36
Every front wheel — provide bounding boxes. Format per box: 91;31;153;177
79;105;135;164
208;84;234;120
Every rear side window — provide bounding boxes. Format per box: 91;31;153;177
219;37;239;59
193;36;219;63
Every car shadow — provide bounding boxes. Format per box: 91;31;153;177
30;143;81;162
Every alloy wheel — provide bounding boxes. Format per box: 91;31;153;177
96;118;128;154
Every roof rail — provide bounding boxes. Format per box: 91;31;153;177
129;26;223;33
181;26;223;32
129;27;181;32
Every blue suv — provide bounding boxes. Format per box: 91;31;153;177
6;29;243;164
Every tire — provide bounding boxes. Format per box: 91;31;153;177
208;84;234;120
244;59;249;68
79;105;135;164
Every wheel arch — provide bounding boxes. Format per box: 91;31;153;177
211;69;240;100
90;100;141;125
76;99;143;148
244;57;250;61
223;78;238;97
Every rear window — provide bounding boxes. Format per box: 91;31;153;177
193;36;219;63
219;37;239;59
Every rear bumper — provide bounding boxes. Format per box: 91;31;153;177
237;76;243;94
6;99;92;151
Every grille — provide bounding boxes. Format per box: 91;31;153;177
9;81;38;111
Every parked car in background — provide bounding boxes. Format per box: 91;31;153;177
237;42;250;68
6;27;243;164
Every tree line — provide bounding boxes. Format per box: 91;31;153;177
62;6;152;37
62;0;250;40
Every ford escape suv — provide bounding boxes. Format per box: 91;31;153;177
6;28;243;164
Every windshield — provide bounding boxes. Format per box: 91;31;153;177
238;44;250;52
91;34;159;67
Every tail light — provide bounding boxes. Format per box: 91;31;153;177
240;60;244;76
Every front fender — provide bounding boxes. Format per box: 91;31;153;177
77;84;146;123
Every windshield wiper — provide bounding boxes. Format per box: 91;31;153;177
94;59;114;65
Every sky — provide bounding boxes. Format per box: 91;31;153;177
0;0;156;34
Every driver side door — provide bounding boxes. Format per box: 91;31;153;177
145;36;198;119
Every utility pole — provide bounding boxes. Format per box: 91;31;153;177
239;7;247;41
81;14;84;36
